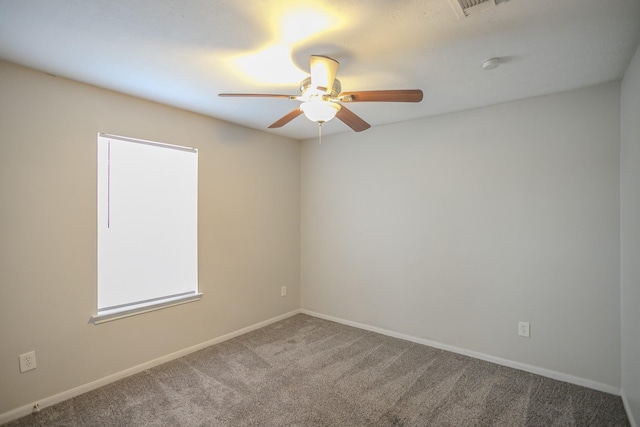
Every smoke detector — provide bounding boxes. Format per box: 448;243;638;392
482;57;500;70
448;0;496;19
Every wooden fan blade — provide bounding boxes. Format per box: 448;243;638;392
336;105;371;132
310;55;339;94
268;108;303;128
219;93;292;98
340;90;423;103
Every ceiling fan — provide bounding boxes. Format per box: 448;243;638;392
219;55;423;132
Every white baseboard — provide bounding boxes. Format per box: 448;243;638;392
300;309;621;396
621;390;638;427
0;309;301;425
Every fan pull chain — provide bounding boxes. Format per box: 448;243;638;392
318;122;323;144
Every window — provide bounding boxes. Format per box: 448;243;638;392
93;133;200;324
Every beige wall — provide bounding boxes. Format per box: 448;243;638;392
621;41;640;426
0;60;300;414
301;82;622;389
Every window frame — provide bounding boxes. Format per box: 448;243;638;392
92;133;201;324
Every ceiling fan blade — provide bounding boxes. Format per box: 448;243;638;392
219;93;293;98
310;55;339;94
268;108;303;128
336;105;371;132
339;90;423;103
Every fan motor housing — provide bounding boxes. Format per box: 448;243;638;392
300;77;342;98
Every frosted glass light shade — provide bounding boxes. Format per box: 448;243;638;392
300;100;341;123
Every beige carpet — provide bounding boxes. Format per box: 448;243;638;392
6;314;629;426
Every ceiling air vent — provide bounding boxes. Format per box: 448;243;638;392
448;0;496;19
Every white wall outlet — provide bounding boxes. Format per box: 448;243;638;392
19;351;37;373
281;286;287;297
518;322;530;338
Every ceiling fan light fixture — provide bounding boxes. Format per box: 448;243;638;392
300;100;341;123
220;55;422;132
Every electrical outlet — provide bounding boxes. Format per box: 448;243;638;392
518;322;530;338
281;286;287;297
19;351;37;373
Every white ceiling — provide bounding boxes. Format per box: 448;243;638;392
1;0;639;140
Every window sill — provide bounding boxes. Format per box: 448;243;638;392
91;293;203;324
